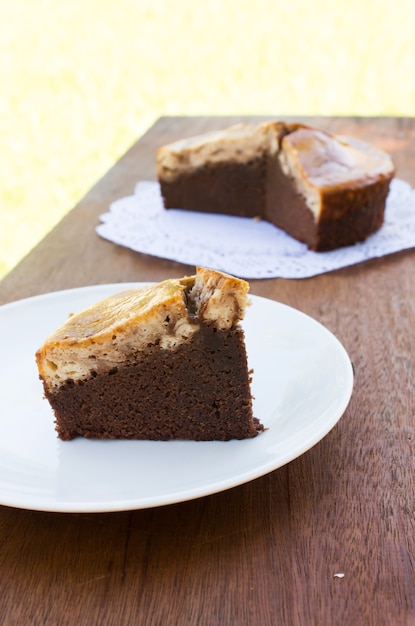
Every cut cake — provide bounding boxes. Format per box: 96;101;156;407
36;268;263;441
156;121;395;252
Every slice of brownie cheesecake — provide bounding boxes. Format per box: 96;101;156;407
36;268;263;441
156;121;395;251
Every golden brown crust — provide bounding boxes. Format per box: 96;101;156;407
41;281;189;345
157;120;394;209
36;268;250;390
157;122;281;181
191;266;249;327
281;128;394;192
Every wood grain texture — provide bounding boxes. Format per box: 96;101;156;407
1;116;415;625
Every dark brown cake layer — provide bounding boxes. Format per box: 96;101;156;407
45;324;262;441
265;156;389;251
265;155;317;248
161;152;389;251
160;157;267;217
311;180;389;251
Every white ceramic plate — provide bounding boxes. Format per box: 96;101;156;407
0;284;353;513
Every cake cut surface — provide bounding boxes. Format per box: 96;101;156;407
156;121;395;251
36;268;263;441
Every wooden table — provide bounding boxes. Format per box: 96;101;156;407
1;116;415;625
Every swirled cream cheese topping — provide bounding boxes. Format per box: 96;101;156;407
36;268;249;389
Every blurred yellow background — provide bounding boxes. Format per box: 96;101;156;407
1;0;414;280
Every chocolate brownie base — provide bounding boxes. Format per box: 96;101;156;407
265;155;317;248
45;324;262;441
160;157;267;217
161;152;389;252
265;156;389;251
311;180;389;251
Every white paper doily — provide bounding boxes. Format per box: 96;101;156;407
96;178;415;279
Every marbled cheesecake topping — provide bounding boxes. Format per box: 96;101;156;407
36;267;250;389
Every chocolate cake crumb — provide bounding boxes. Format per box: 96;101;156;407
45;324;262;441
